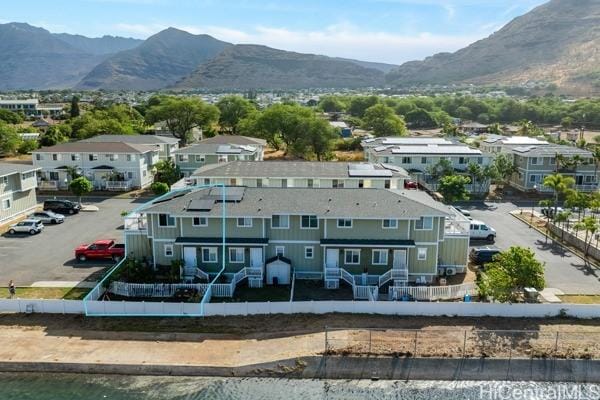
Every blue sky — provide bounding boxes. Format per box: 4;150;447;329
3;0;548;64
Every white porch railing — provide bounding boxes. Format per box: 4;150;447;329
389;283;477;301
105;181;132;191
38;180;59;191
108;282;207;298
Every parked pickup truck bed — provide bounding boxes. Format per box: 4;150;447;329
75;239;125;262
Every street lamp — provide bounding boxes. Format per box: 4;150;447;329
530;185;538;227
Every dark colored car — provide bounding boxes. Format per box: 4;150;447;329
43;199;81;215
469;246;501;265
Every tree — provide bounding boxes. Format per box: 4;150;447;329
492;153;515;190
426;158;454;182
362;104;407;137
477;246;545;303
146;97;220;146
538;199;554;242
554;210;572;242
69;177;93;205
150;182;170;195
153;159;181;187
216;95;256;135
591;146;600;185
301;118;337;161
437;175;470;203
39;125;70;147
70;96;80;119
543;174;575;219
404;108;436;128
441;122;460;136
0;109;24;124
348;96;379;118
0;123;22;155
574;216;599;258
319;96;345;113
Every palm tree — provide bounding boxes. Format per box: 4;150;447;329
554;210;572;242
543;174;575;219
591;146;600;189
467;162;483;193
574;216;599;258
539;199;554;243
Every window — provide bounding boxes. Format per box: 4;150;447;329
195;155;205;162
344;249;360;265
332;179;344;188
549;157;556;165
281;179;288;188
178;155;188;162
417;248;427;260
229;248;244;263
337;218;352;228
158;213;175;227
382;219;398;229
230;178;237;185
271;214;289;229
307;179;314;188
415;217;433;230
529;175;539;183
202;247;217;263
203;178;210;185
402;157;411;164
459;157;467;165
237;217;252;227
49;172;59;181
372;249;388;265
256;178;263;188
89;154;98;161
2;198;10;210
193;217;208;227
35;154;42;161
275;246;285;257
301;215;318;229
477;157;483;165
127;172;133;179
164;244;174;257
304;246;314;259
421;157;427;164
358;179;364;188
52;154;59;161
71;154;79;161
1;176;7;185
127;154;132;162
109;154;118;161
531;157;539;165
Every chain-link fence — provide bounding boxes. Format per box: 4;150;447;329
324;328;600;359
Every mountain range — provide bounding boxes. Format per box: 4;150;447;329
1;0;599;93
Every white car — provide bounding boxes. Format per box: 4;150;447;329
8;219;44;235
469;220;496;241
455;207;471;217
28;211;65;224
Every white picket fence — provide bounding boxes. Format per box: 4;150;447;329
389;283;477;301
109;282;207;298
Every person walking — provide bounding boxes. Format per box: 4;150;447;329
8;280;15;299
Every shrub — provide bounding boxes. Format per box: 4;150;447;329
151;182;169;195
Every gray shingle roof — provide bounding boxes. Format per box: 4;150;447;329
191;161;409;179
510;144;593;157
142;187;450;219
174;143;258;155
0;162;40;178
81;134;179;145
34;142;159;154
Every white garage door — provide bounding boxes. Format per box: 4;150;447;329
266;261;291;285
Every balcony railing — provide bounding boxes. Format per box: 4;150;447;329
124;213;147;231
105;180;132;191
38;180;59;191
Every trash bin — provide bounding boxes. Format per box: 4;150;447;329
272;276;279;286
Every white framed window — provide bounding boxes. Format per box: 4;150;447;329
127;154;133;162
71;154;80;161
382;219;398;229
529;174;539;183
164;244;174;257
89;154;98;161
402;157;411;164
372;249;388;265
304;246;314;259
203;178;210;185
271;214;289;229
229;247;244;263
344;249;360;265
337;218;352;228
417;248;427;260
256;178;263;188
202;247;217;263
415;217;433;230
358;179;364;188
35;154;42;161
230;178;237;185
52;154;59;161
193;217;208;227
127;172;133;179
301;215;318;229
384;179;391;189
275;246;285;257
307;178;314;188
178;155;188;162
332;179;344;188
158;213;175;227
109;154;118;161
237;217;252;227
195;155;205;162
421;157;427;164
2;198;11;210
531;157;539;165
281;178;288;188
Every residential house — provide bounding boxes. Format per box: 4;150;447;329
174;135;266;176
0;99;64;117
81;134;179;160
124;186;470;297
33;142;160;191
507;145;598;193
189;161;409;189
0;163;40;223
480;136;549;154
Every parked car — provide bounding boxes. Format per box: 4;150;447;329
75;239;125;262
43;199;81;215
8;219;44;235
469;220;496;241
28;210;64;224
470;246;501;265
541;207;563;218
404;180;418;189
454;207;471;217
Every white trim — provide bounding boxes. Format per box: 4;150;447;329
157;213;176;228
382;219;398;229
304;246;314;259
201;247;218;263
236;217;253;228
336;218;353;228
415;217;433;231
164;244;174;258
417;247;427;260
275;246;285;257
300;215;319;230
229;247;245;264
344;249;361;265
271;214;290;229
372;249;388;265
192;217;208;227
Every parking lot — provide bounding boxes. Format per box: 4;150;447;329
463;201;600;295
0;196;144;286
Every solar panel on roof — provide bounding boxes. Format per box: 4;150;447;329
239;145;257;152
348;169;393;177
187;199;214;211
348;163;374;170
151;189;192;204
363;138;376;143
209;186;245;201
216;145;242;154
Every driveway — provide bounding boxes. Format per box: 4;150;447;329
462;201;600;295
0;196;146;286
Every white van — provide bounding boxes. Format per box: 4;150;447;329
470;220;496;241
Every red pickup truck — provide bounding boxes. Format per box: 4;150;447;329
75;239;125;262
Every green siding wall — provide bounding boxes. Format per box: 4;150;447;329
0;188;37;223
439;237;469;266
325;219;410;240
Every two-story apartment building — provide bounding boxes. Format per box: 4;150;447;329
189;161;409;189
480;135;549;154
0;163;40;223
81;134;179;160
174;136;266;176
124;186;470;292
508;144;598;193
33;142;160;191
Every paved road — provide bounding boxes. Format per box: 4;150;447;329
462;201;600;295
0;197;142;286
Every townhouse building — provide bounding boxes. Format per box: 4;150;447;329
507;144;598;193
174;136;266;176
479;135;549;154
0;163;40;223
81;134;179;160
124;186;470;293
33;142;159;191
189;161;409;189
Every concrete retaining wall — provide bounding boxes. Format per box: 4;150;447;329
549;222;600;261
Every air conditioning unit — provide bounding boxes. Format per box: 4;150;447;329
445;267;457;276
437;267;446;276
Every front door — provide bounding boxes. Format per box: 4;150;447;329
183;247;197;268
393;250;407;269
250;247;263;269
326;248;340;269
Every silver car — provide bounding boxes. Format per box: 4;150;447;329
8;219;44;235
29;210;65;224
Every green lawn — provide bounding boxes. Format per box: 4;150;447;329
1;287;91;300
558;295;600;304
